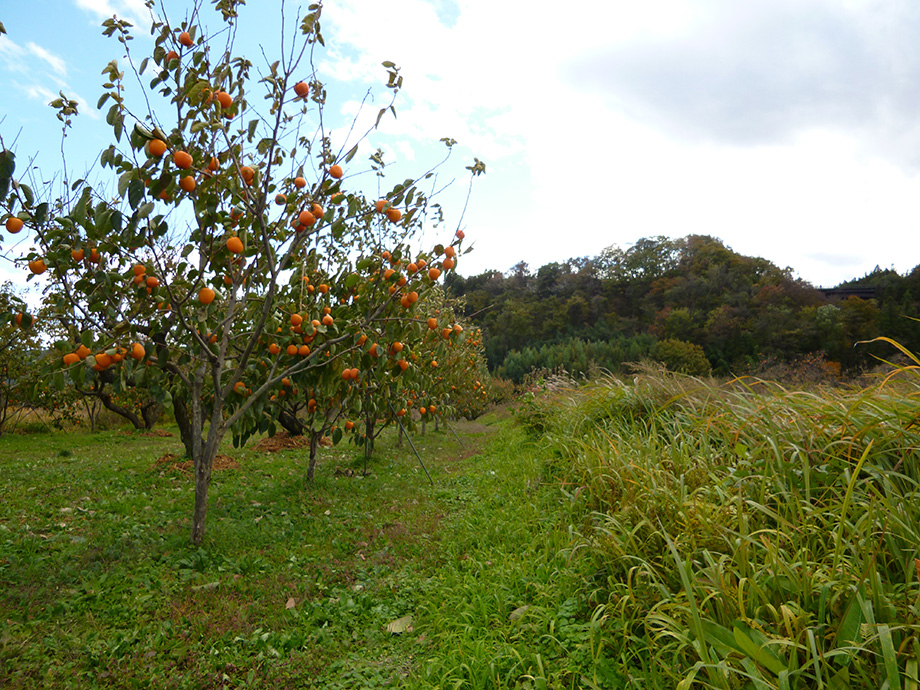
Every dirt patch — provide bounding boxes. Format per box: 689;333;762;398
142;429;174;437
253;432;333;452
153;453;240;473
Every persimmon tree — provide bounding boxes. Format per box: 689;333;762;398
0;1;481;545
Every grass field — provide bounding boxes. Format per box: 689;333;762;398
4;362;920;688
1;410;608;688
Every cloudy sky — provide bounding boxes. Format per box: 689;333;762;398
2;0;919;294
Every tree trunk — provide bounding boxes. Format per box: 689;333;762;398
364;414;376;458
279;408;305;436
308;431;319;481
141;401;163;429
190;442;217;546
173;395;195;459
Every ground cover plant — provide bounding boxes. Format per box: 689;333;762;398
0;418;501;688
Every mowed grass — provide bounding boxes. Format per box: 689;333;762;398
0;415;534;689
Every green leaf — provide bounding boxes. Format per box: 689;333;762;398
118;171;132;197
29;203;48;226
702;620;744;657
733;623;787;676
137;202;155;219
834;589;865;650
128;179;145;209
344;143;359;163
20;183;34;207
0;149;14;179
879;625;901;690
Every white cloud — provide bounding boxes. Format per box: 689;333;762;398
73;0;150;30
26;43;67;77
312;0;920;285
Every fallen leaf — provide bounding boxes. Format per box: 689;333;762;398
509;605;530;621
285;597;296;609
386;615;414;634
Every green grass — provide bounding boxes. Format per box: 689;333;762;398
0;418;513;688
1;406;628;689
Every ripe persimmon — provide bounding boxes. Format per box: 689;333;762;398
216;91;233;109
442;257;455;270
311;203;324;220
286;344;298;356
146;276;159;288
239;166;254;185
132;263;146;276
428;267;441;281
62;352;80;366
178;31;193;47
293;81;310;97
5;217;23;233
147;139;167;157
386;207;402;222
269;343;281;355
28;259;46;275
298;344;310;356
298;210;316;227
179;175;196;192
165;50;179;64
227;236;244;254
173;150;193;169
199;287;216;305
427;317;438;329
275;193;287;205
294;176;307;189
329;164;343;179
322;314;333;326
72;248;85;262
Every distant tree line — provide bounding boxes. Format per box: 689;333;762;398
446;235;920;381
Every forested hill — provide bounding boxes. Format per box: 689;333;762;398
446;235;920;380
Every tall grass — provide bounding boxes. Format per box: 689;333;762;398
517;363;920;688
